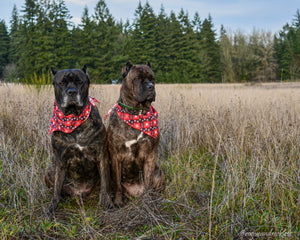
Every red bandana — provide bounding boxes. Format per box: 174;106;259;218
105;103;159;138
48;97;99;135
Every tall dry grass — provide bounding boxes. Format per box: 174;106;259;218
0;82;299;239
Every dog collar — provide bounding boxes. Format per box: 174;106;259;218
106;102;159;139
117;101;143;112
48;97;99;135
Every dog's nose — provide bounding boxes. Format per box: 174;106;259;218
147;83;154;91
67;88;78;96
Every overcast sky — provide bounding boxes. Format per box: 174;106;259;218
1;0;299;34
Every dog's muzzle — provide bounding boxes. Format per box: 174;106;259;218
67;88;78;97
61;88;83;107
146;83;155;101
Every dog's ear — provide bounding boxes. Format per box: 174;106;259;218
81;64;90;84
50;67;58;76
146;61;152;69
122;61;133;78
82;64;88;74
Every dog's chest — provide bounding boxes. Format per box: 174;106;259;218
122;131;153;163
125;132;145;149
63;140;99;179
108;111;157;161
54;125;100;166
75;143;85;151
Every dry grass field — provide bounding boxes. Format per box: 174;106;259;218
0;82;299;239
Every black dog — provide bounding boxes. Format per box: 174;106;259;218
45;65;113;215
106;61;165;206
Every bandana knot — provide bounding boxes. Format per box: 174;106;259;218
48;96;99;135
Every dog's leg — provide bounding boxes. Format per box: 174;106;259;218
111;154;123;206
143;153;156;190
152;163;165;192
98;147;114;209
49;156;65;217
44;162;55;189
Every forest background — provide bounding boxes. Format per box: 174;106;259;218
0;0;300;84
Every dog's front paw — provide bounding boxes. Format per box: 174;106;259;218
100;192;114;209
114;192;124;208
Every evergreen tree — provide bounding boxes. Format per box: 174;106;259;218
109;20;128;82
34;0;55;76
7;4;22;82
199;15;221;82
9;5;20;65
128;1;143;63
120;18;132;59
153;5;170;82
51;0;73;69
274;9;300;80
130;1;157;64
290;10;300;79
72;1;125;83
166;11;183;82
19;0;39;78
191;12;206;82
177;9;198;82
0;20;9;78
177;10;210;83
72;6;95;69
192;12;202;34
92;0;123;83
118;19;131;70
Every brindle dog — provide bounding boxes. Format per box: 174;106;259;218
106;61;165;206
45;65;113;215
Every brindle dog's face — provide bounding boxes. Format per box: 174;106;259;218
51;65;90;114
122;61;156;104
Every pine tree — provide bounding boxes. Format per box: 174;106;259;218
34;0;55;77
130;1;157;64
92;0;122;83
0;20;9;78
274;9;300;80
120;19;132;59
153;5;170;82
191;12;205;82
109;20;128;82
19;0;39;78
166;11;183;82
291;9;300;79
177;9;197;82
51;0;73;69
199;15;221;82
72;6;95;69
9;5;20;65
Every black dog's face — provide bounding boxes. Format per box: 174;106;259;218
122;61;156;104
51;65;90;114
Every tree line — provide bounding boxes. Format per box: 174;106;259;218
0;0;300;84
